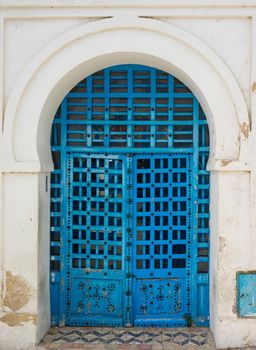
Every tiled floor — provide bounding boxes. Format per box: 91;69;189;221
37;327;216;350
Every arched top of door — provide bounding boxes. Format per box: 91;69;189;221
1;16;249;172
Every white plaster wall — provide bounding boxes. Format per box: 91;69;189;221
217;171;251;319
4;18;99;105
0;2;256;350
3;174;38;305
0;173;39;349
211;170;256;349
0;173;3;313
0;173;50;349
37;173;51;343
209;171;219;341
162;18;252;112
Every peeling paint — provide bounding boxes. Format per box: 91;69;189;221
0;313;37;327
233;281;238;317
232;303;237;315
240;122;250;139
4;271;31;312
219;235;226;253
221;159;232;167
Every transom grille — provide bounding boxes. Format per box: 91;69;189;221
54;66;203;151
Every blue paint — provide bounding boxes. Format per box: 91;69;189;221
50;64;210;327
237;272;256;317
66;153;128;326
132;154;192;326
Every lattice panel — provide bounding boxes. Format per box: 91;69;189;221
133;155;191;278
132;154;191;326
198;107;210;274
50;108;61;274
197;152;210;273
59;66;199;151
66;154;130;326
69;155;125;271
49;170;61;272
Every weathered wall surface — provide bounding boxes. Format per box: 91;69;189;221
162;18;252;111
0;174;39;348
0;1;256;349
4;18;96;106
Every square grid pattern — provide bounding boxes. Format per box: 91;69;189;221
133;156;191;277
66;154;129;326
132;154;191;326
69;155;125;271
64;67;195;150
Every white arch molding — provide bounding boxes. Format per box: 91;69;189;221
1;16;249;172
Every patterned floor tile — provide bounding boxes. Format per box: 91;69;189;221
39;326;216;349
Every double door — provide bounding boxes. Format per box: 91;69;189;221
65;152;192;326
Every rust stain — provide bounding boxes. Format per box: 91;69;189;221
0;312;37;327
61;277;65;287
87;301;91;313
83;268;102;273
252;82;256;92
221;159;232;167
240;122;250;139
4;271;31;311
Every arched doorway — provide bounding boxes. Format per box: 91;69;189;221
1;15;250;348
50;64;210;328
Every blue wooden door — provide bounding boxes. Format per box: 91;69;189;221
132;154;192;326
66;154;129;326
50;65;210;327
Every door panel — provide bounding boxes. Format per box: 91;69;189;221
66;154;129;326
132;154;192;326
65;152;192;326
